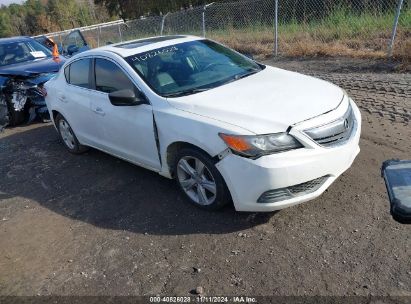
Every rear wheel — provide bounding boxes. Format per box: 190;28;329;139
175;147;231;210
55;114;88;154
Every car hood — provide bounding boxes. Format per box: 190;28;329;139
167;66;344;134
0;56;65;77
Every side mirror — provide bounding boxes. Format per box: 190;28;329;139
108;89;145;106
67;45;79;56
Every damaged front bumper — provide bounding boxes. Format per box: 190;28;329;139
0;73;53;131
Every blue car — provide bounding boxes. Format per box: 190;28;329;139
0;36;66;130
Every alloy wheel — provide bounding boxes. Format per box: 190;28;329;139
59;119;75;150
177;156;217;205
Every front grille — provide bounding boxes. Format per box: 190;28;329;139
304;105;356;147
257;175;329;204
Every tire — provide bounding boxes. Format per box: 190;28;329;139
55;114;88;154
174;147;231;210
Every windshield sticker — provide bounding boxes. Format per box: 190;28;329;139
30;51;47;58
130;46;178;62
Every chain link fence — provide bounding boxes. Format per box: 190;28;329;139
44;0;410;59
276;0;409;58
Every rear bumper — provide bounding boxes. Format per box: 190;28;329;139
216;98;361;212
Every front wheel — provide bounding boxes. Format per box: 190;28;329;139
175;148;231;210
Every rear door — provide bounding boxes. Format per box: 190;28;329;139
61;58;100;146
87;57;160;170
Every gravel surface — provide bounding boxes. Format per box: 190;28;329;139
0;57;410;297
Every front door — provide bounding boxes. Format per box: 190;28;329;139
88;57;160;171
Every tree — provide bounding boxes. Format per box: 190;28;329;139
94;0;219;19
0;0;111;38
0;11;12;37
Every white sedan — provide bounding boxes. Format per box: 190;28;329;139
44;35;361;212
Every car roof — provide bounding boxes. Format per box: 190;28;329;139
80;35;203;58
0;36;33;44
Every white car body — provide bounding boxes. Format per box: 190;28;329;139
44;35;361;212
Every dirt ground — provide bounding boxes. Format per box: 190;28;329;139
0;57;410;297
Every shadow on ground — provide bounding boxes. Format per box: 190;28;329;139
0;124;273;235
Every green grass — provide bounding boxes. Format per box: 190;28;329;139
278;6;410;40
206;7;411;60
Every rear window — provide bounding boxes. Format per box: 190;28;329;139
68;59;90;88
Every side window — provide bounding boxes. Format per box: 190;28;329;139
69;58;91;89
64;65;70;82
95;58;136;93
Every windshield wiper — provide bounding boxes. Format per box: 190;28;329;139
222;69;260;86
163;88;210;98
234;69;261;80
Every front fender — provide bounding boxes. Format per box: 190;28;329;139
154;108;253;178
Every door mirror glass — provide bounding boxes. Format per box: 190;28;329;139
108;89;145;106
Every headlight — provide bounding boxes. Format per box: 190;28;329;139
219;132;303;158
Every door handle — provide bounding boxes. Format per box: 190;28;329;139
93;106;105;116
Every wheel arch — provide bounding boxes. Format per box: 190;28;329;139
166;140;233;209
51;110;74;131
51;110;84;144
51;109;60;123
165;141;219;178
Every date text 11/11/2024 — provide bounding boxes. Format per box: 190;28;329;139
149;296;257;303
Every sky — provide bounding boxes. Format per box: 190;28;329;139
0;0;24;5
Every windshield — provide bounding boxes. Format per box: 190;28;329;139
125;39;264;97
0;40;53;67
